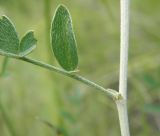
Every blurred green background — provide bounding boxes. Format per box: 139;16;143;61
0;0;160;136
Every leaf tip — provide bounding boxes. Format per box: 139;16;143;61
1;15;9;21
57;4;67;9
26;30;37;40
56;4;70;14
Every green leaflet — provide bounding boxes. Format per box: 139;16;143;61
0;16;37;57
51;5;78;71
0;16;19;55
19;31;37;57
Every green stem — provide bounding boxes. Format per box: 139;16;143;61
43;0;65;128
18;57;121;100
0;98;17;136
0;57;9;76
43;0;53;59
44;0;51;37
0;57;17;136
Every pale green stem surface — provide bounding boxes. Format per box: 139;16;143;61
117;0;130;136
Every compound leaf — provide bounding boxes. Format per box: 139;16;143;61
51;5;78;71
0;16;37;57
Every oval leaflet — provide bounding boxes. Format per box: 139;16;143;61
51;5;78;71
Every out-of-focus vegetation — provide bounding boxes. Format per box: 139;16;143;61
0;0;160;136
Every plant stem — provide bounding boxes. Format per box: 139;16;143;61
116;0;130;136
0;57;9;76
116;100;130;136
16;56;121;100
0;57;17;136
43;0;65;127
0;98;17;136
43;0;52;56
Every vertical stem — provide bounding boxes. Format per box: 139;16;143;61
0;57;9;76
116;100;130;136
119;0;129;98
116;0;130;136
44;0;51;48
0;96;17;136
43;0;64;128
0;57;17;135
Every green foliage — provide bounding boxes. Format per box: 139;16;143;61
0;16;19;55
140;73;159;90
60;110;76;123
51;5;78;71
0;16;37;57
19;31;37;56
143;104;160;113
0;1;160;136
